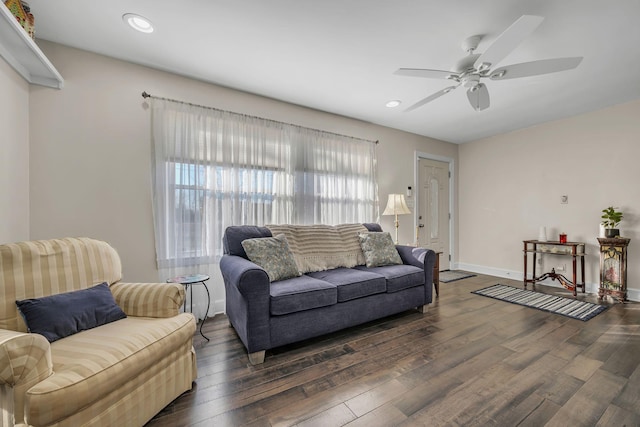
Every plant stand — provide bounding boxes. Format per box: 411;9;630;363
597;237;630;302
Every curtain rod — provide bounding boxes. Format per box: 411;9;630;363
141;91;378;145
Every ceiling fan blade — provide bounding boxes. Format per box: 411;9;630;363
489;57;583;80
467;83;490;111
405;86;458;112
394;68;454;79
474;15;544;70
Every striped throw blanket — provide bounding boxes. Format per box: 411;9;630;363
266;224;368;273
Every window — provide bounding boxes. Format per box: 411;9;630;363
151;98;378;269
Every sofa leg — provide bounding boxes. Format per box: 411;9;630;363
248;350;266;365
417;305;428;313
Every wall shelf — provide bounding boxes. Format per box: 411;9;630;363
0;3;63;89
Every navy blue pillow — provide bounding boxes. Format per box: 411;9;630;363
16;282;127;343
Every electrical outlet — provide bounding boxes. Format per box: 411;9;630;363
561;195;568;204
556;264;566;272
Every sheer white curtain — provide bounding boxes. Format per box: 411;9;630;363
293;128;379;224
150;98;378;317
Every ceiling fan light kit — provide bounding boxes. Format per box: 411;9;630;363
394;15;583;112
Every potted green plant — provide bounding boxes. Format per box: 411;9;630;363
601;206;623;238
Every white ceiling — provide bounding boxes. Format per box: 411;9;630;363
27;0;640;143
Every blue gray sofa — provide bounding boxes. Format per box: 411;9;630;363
220;223;436;364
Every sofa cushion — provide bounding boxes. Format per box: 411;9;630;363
356;264;424;293
358;232;403;267
307;268;386;302
223;225;272;258
270;275;337;315
26;313;195;425
16;282;126;342
241;234;301;282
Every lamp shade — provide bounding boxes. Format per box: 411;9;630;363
382;194;411;216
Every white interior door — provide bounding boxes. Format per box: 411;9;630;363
418;158;450;270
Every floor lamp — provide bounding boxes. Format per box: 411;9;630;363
382;194;411;244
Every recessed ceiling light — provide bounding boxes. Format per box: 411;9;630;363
123;13;154;33
385;100;401;108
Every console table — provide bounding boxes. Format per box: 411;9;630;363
523;240;586;296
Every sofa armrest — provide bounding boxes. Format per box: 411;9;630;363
0;329;52;386
219;255;271;353
396;245;436;304
0;329;52;425
220;255;270;297
110;282;185;318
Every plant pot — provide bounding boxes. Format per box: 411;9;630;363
605;228;620;238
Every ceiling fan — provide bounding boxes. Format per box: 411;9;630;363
394;15;583;112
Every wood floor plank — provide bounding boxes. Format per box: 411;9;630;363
562;354;604;381
344;378;409;417
392;371;463;417
444;344;515;383
547;340;585;361
294;403;356;427
510;397;561;427
596;403;640;426
600;327;640;378
534;372;585;406
265;353;417;427
343;402;407;427
146;274;640;427
546;369;628;426
455;353;566;425
407;362;520;425
491;392;552;426
612;358;640;412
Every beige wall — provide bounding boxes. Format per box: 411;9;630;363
459;99;640;300
0;59;30;243
9;39;639;306
28;41;457;312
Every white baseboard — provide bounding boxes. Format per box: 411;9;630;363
212;299;225;316
454;262;639;302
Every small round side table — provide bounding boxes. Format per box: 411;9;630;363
167;274;210;341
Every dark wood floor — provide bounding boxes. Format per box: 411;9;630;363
147;274;640;426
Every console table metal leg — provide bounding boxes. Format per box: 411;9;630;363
199;281;211;341
167;274;211;341
183;284;189;313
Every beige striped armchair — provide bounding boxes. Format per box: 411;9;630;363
0;238;197;427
